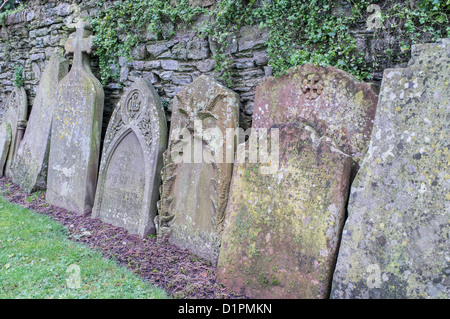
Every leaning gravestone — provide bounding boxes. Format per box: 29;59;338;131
92;79;167;237
157;75;239;265
12;54;69;192
0;123;12;177
0;86;27;178
331;39;450;299
46;20;104;215
253;64;378;174
217;122;352;298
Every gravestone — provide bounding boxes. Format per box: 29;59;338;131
12;54;69;192
217;122;352;299
92;79;167;237
0;86;27;178
253;64;378;174
157;75;239;265
46;20;104;215
330;39;450;299
0;123;12;177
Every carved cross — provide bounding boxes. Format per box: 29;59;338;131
64;19;94;69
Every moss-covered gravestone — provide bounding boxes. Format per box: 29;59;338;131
217;122;352;298
12;55;69;192
92;79;167;237
46;20;104;215
331;39;450;299
158;75;239;265
0;86;27;178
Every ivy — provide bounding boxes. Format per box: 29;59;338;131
89;0;450;85
14;64;23;88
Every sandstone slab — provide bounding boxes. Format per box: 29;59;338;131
12;54;69;192
92;78;167;237
253;64;378;173
217;122;352;298
157;75;239;265
46;20;104;215
331;39;450;299
0;86;27;178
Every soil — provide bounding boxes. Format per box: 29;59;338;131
0;177;246;299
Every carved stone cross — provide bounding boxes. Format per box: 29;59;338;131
64;19;94;68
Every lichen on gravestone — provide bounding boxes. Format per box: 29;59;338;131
157;74;239;266
331;39;450;299
12;54;69;192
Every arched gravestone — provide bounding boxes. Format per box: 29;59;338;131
46;20;104;215
331;39;450;299
92;79;167;237
0;86;27;178
12;54;69;192
158;75;240;265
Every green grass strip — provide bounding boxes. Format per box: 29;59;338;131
0;196;169;299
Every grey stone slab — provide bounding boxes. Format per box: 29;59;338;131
331;39;450;299
1;86;27;178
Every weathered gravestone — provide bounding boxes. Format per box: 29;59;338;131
330;39;450;299
46;20;104;215
252;63;378;175
12;54;69;192
92;79;167;236
0;123;12;177
157;75;239;265
217;122;352;298
0;86;27;178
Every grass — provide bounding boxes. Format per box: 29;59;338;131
0;196;169;299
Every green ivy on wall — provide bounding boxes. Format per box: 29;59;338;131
89;0;450;85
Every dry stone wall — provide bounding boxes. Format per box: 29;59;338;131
1;0;407;137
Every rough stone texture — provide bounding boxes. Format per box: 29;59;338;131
157;75;239;265
46;20;104;216
252;64;378;174
217;122;352;298
92;78;167;237
330;39;450;299
0;86;27;178
12;54;69;192
0;122;12;177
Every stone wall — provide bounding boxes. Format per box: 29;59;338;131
0;0;406;137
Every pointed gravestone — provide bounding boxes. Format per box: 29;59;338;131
331;39;450;299
0;86;27;178
158;75;239;265
92;79;167;236
252;63;378;175
12;54;69;192
46;20;104;215
217;122;352;298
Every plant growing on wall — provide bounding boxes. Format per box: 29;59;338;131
14;65;23;88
